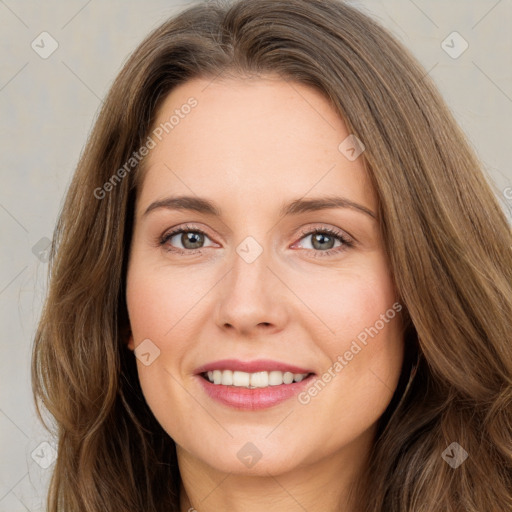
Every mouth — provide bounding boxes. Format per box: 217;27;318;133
200;369;314;388
194;359;317;410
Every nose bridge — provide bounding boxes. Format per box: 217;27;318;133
229;237;272;302
214;235;287;332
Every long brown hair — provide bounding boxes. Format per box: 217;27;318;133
31;0;512;510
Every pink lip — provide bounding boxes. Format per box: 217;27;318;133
194;359;316;411
194;358;313;375
196;373;315;410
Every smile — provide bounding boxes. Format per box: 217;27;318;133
194;359;317;410
203;370;310;388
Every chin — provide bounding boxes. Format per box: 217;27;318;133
183;435;305;476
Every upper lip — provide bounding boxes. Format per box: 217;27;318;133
195;359;315;375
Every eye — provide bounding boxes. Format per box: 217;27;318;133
159;224;216;254
293;226;354;257
158;224;354;257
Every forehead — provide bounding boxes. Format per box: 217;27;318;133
137;76;376;215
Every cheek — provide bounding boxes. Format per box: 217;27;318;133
125;259;211;410
126;261;207;341
291;256;399;349
125;266;199;434
291;258;404;425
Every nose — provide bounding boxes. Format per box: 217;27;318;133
214;244;289;337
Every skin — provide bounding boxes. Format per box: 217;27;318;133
126;75;405;512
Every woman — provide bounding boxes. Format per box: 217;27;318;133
31;0;512;510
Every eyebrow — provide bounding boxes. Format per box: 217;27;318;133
142;195;377;220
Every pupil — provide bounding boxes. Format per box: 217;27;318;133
313;233;334;250
183;232;203;249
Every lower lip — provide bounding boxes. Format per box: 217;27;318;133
196;374;315;410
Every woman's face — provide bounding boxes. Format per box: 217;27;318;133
126;76;404;476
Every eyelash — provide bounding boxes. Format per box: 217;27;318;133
158;224;354;257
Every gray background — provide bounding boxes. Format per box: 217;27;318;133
1;0;511;509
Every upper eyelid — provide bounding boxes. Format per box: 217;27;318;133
296;224;353;240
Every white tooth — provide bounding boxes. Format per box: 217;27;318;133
233;371;250;387
221;370;233;385
250;371;269;388
268;371;284;386
283;372;294;384
206;369;308;387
